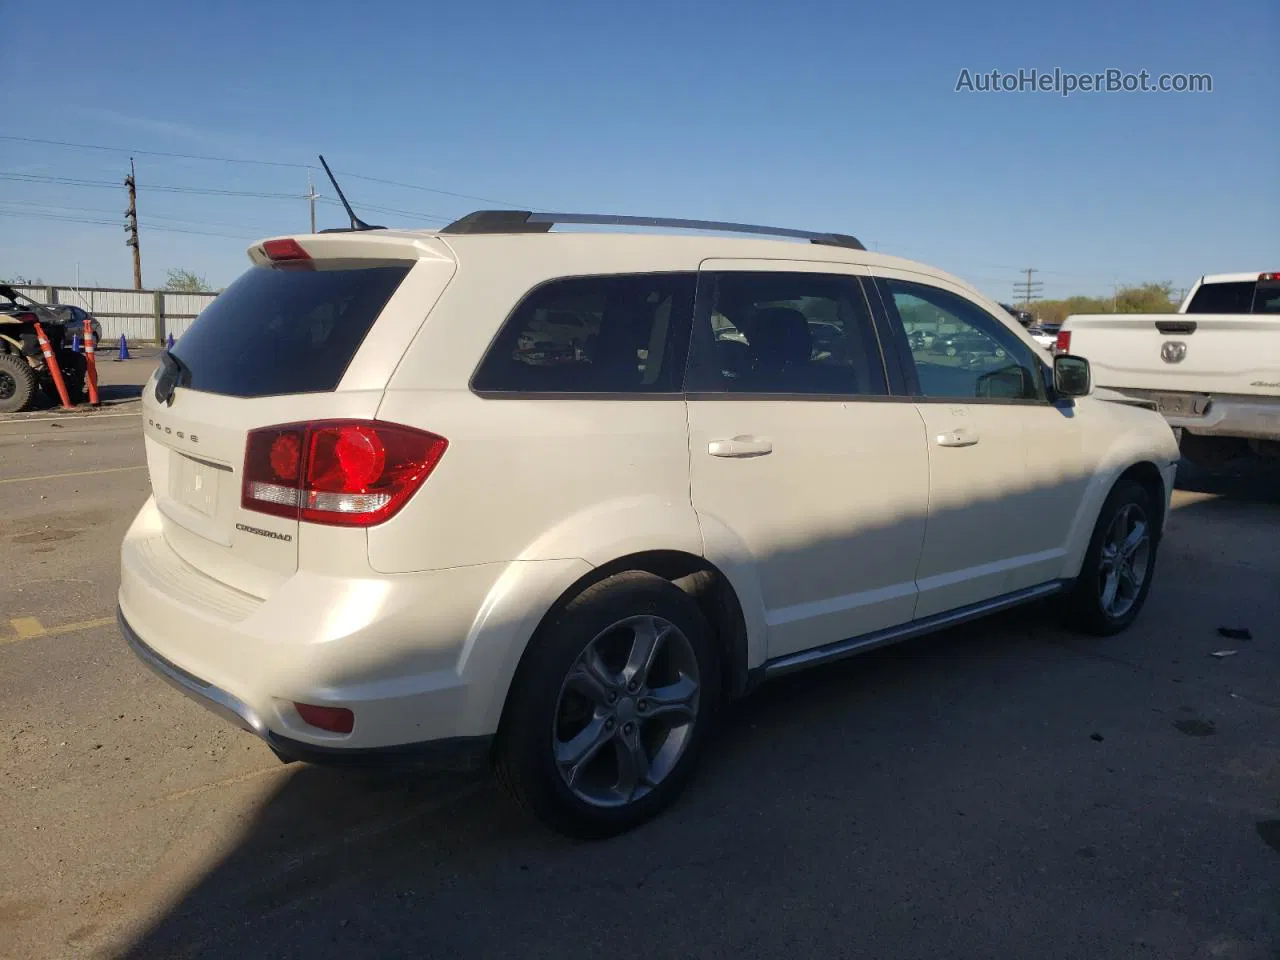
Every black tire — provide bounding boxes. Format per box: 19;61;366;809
495;571;721;839
0;352;40;413
1063;479;1160;636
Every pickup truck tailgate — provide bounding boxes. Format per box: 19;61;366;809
1063;313;1280;397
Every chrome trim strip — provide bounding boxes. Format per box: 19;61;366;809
176;451;234;473
762;581;1067;679
117;607;266;737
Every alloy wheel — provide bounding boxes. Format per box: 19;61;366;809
552;615;700;808
1097;502;1150;619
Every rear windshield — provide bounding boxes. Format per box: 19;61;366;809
1185;280;1255;314
1252;281;1280;314
171;259;412;397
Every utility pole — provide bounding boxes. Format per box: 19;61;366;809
124;158;141;290
1013;267;1043;313
305;178;319;234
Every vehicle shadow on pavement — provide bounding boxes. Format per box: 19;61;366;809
118;589;1280;960
112;461;1280;960
1174;458;1280;503
96;384;144;404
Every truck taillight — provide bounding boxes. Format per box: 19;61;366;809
242;420;447;527
1055;330;1072;354
1259;273;1280;282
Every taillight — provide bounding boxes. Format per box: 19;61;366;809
262;238;311;262
242;420;447;527
1055;330;1071;354
1259;272;1280;282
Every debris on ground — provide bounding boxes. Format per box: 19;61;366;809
1210;650;1239;658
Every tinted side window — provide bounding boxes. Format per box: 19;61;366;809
881;278;1044;401
471;273;695;394
688;272;887;396
1186;281;1255;314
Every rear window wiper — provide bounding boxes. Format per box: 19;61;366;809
155;350;191;404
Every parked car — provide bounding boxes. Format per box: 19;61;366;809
999;302;1035;327
52;305;101;348
1059;271;1280;466
119;213;1179;838
1026;319;1060;352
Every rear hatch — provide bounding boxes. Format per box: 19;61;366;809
1062;313;1280;397
142;254;415;597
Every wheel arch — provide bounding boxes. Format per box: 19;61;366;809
488;549;756;756
1063;456;1170;578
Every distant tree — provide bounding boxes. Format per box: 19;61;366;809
1033;283;1176;324
163;268;212;292
1115;282;1176;314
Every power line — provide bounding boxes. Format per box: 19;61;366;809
0;172;305;200
0;198;284;233
3;172;454;221
0;134;309;169
316;196;450;223
0;209;257;240
0;135;527;206
335;170;527;207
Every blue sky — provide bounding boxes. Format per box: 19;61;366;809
1;0;1275;301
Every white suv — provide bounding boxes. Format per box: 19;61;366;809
119;212;1179;837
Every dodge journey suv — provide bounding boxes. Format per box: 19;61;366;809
119;211;1179;837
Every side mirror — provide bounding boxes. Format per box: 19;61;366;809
1053;354;1091;398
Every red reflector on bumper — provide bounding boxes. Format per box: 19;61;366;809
293;702;354;734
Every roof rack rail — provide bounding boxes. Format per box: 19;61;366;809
439;210;866;251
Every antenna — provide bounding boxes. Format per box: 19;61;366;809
317;155;383;231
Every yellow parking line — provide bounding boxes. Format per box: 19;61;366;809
1;615;115;645
0;464;147;485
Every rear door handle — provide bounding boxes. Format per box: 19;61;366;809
708;436;773;458
935;428;980;448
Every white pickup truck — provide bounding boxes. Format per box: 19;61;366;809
1059;272;1280;466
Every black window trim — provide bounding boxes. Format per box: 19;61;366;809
681;269;896;402
468;270;698;400
872;275;1055;406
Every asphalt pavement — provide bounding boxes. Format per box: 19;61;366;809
1;370;1277;959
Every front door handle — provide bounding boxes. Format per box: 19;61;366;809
708;436;773;458
935;428;980;448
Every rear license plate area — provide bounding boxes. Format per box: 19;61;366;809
169;454;220;517
1152;393;1209;417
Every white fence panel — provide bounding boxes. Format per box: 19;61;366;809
8;282;221;343
101;315;156;343
162;291;217;340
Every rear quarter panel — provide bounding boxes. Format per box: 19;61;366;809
371;235;707;574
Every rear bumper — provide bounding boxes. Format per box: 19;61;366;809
1104;389;1280;441
118;496;589;761
1171;396;1280;441
119;606;492;769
